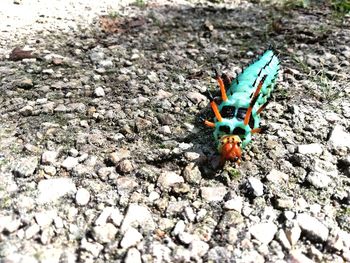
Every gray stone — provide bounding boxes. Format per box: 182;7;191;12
19;105;33;116
187;91;207;104
248;177;264;197
298;143;323;155
120;227;143;248
121;203;155;232
183;163;202;184
116;176;138;196
201;186;227;202
118;159;134;173
250;222;278;244
37;178;77;204
92;223;118;243
12;156;38;177
147;71;159;82
157;171;184;188
329;125;350;148
297;213;329;242
75;188;90;206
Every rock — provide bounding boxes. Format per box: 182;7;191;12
277;229;291;250
184;207;196;222
19;105;33;116
98;60;113;68
173;220;186;236
34;210;56;227
285;224;301;246
95;207;123;227
37;178;77;204
296;213;329;242
25;224;40;239
159;125;171;134
329;125;350;148
183;163;202;184
92;223;118;243
75;188;90;206
187;91;207;104
120;227;143;248
156;89;172;99
249;222;278;244
121;203;155;233
118;159;134;173
116;176;138;196
147;71;158;82
224;197;243;212
94;87;105;97
125;248;142;263
109;149;130;165
41;151;58;164
178;232;193;245
90;51;105;62
289;250;315;263
157;171;184;188
61;156;79;170
80;238;103;257
200;186;227;202
306;172;332;188
190;240;209;258
17;78;33;89
12;156;38;177
247;177;264;197
297;143;323;155
0;216;21;233
266;169;289;183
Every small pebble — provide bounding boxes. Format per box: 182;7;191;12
75;188;90;206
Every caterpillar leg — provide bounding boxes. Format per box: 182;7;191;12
200;117;216;128
214;70;228;102
257;101;270;114
221;73;233;90
244;75;267;126
251;125;268;134
207;91;223;122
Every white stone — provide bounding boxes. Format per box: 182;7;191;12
157;171;184;188
224;197;243;212
307;172;332;189
250;222;278;244
200;186;227;202
187;91;207;104
286;224;301;246
61;156;79;170
0;216;21;233
173;220;186;236
120;227;143;248
80;238;103;257
159;125;171;134
298;143;323;155
95;207;123;226
125;248;142;263
94;86;105;97
297;213;329;242
37;178;77;204
41;150;58;164
266;169;289;183
93;223;118;243
329;125;350;148
121;203;155;233
75;188;90;206
34;210;56;227
248;177;264;197
25;224;40;239
178;232;193;245
190;240;209;258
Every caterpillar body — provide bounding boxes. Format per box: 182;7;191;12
203;49;280;164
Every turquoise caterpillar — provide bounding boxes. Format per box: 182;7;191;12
203;49;280;164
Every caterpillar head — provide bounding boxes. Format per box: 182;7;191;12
218;135;242;165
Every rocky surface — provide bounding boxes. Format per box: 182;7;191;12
1;0;350;262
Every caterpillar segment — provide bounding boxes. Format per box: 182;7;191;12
203;49;280;164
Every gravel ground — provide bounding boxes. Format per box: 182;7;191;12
1;0;350;262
